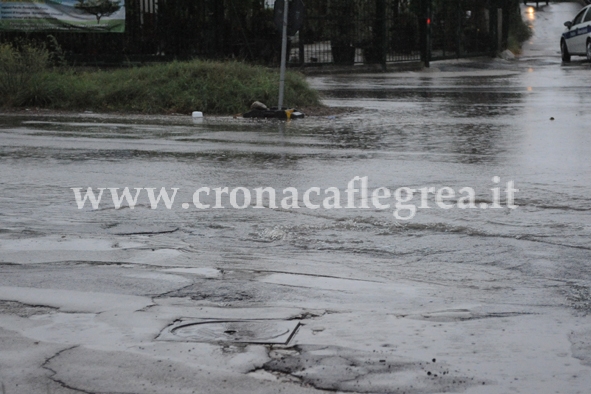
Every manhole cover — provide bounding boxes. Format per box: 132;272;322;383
157;319;300;345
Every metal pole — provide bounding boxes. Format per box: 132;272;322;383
498;8;503;53
426;0;431;67
278;0;289;109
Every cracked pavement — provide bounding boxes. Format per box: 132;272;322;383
1;3;591;393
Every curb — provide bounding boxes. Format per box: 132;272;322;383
295;61;424;75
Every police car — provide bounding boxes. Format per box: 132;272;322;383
561;4;591;62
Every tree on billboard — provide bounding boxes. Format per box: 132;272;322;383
75;0;122;24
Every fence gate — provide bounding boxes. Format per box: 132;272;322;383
293;0;421;66
428;0;499;62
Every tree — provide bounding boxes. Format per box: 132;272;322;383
75;0;122;24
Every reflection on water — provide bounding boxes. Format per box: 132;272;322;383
1;47;590;296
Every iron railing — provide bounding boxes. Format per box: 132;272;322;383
0;0;501;66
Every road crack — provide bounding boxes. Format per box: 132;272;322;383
42;346;97;394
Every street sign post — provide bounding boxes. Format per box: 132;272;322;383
274;0;305;109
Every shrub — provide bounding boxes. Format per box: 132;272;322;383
0;41;50;106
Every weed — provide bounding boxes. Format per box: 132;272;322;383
0;40;50;106
0;52;320;114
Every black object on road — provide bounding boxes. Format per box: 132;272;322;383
243;107;305;120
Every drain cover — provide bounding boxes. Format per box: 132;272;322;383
158;319;300;345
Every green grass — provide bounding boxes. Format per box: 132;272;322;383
0;43;320;115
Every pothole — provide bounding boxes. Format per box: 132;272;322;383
157;319;300;345
262;345;485;393
161;281;257;303
0;300;57;318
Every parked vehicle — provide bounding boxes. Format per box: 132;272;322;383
561;4;591;62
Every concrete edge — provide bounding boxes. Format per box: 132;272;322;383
295;61;424;75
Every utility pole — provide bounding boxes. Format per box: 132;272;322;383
278;0;289;109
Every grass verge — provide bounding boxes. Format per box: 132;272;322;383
0;43;320;115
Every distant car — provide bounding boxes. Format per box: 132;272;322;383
561;4;591;62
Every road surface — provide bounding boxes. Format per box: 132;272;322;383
0;3;590;393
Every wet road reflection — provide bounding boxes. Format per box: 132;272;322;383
0;4;590;309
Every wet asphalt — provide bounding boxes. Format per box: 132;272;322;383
0;3;590;394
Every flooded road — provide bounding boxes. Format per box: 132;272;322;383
1;3;590;394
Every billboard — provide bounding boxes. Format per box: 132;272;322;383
0;0;125;32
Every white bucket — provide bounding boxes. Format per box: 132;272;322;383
192;111;203;118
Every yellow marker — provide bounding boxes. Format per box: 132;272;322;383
285;109;295;120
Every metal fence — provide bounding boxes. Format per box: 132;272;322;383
0;0;274;63
430;0;497;61
0;0;502;66
288;0;420;65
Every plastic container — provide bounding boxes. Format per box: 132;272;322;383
192;111;203;118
